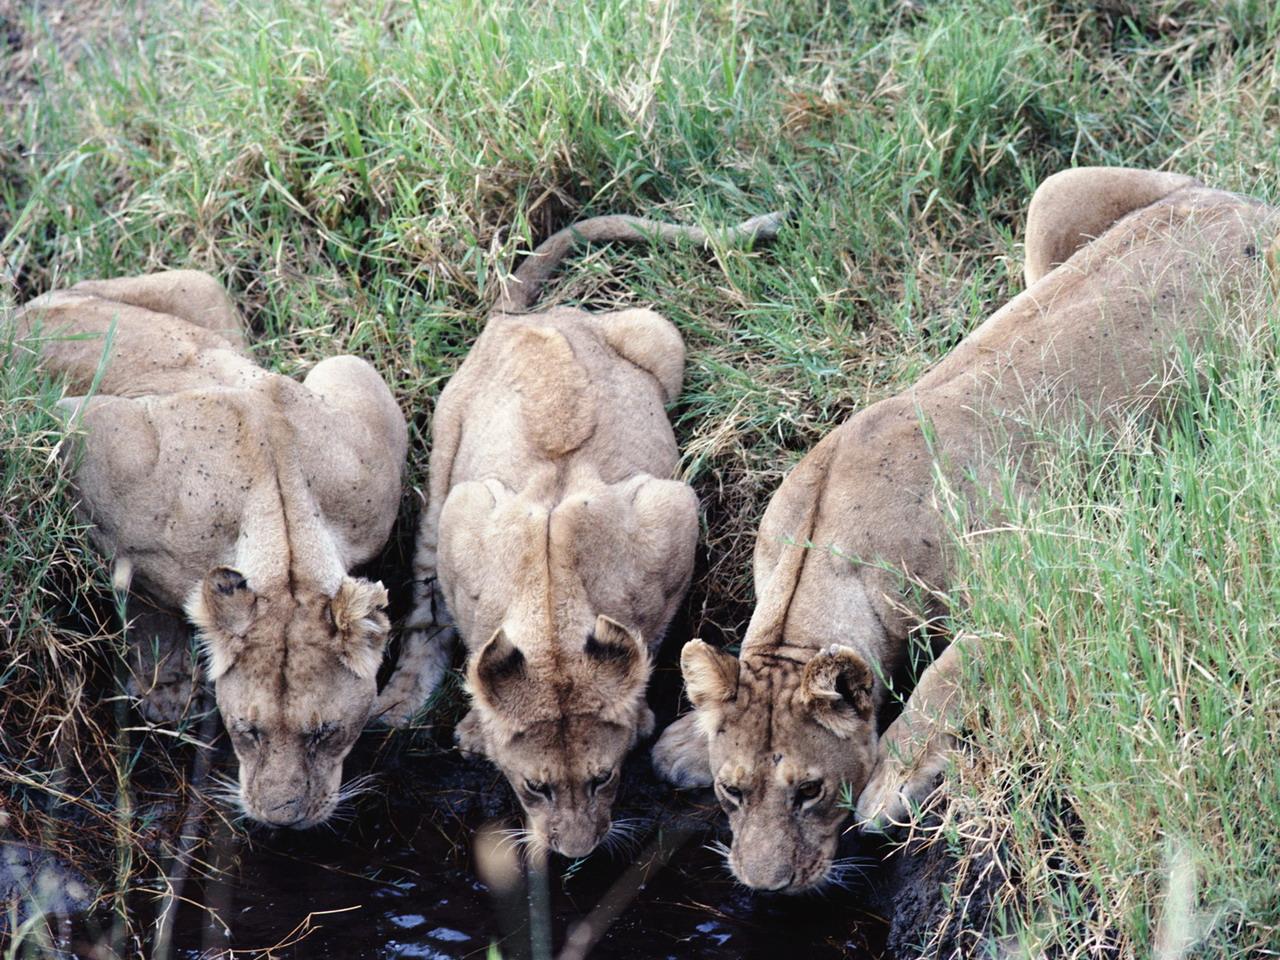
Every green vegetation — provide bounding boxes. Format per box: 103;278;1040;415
933;312;1280;957
2;0;1278;955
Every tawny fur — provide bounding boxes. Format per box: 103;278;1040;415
378;212;781;858
12;271;408;827
654;167;1280;891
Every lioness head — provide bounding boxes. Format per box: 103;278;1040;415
681;640;877;892
463;614;654;858
187;567;390;828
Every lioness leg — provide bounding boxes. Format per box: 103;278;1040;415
652;711;712;788
454;708;486;756
68;270;247;351
855;633;978;830
1024;167;1199;287
373;390;465;728
123;598;201;724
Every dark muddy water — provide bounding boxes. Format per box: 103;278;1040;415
26;574;900;958
155;739;890;960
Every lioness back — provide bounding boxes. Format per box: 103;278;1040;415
445;307;680;490
415;301;696;857
14;271;408;829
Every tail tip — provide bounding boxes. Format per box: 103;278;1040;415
737;210;790;242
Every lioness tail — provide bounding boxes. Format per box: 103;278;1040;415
497;210;785;313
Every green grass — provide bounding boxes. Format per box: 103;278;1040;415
935;313;1280;958
2;0;1279;955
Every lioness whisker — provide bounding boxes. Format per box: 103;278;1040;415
495;826;545;859
203;773;248;818
820;857;874;892
702;839;734;875
335;773;379;804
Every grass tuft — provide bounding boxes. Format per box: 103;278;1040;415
928;302;1280;958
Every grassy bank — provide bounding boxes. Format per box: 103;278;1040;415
2;0;1278;955
929;313;1280;958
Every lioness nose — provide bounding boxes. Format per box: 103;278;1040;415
550;826;604;859
734;855;796;892
264;796;306;827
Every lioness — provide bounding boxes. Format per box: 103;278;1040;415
376;211;781;857
653;168;1280;891
13;271;408;828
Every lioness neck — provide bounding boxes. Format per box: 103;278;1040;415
742;401;948;682
227;406;347;596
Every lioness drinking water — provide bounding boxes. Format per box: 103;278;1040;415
653;167;1279;891
377;211;781;857
13;272;407;828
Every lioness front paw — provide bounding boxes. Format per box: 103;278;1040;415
130;675;196;724
855;742;952;832
455;709;487;757
652;712;712;788
373;616;457;729
125;606;198;723
373;681;423;729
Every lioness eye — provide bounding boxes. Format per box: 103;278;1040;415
587;770;614;793
796;780;823;804
524;779;553;801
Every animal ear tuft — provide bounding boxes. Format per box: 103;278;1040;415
801;644;874;737
585;615;651;728
332;577;390;680
467;627;528;716
186;567;255;681
680;639;739;710
586;615;646;669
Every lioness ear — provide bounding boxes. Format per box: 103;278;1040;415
801;644;874;738
680;639;739;710
585;615;648;680
467;627;528;717
186;566;255;681
585;615;652;729
331;577;390;681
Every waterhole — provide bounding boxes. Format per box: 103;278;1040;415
159;743;888;959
